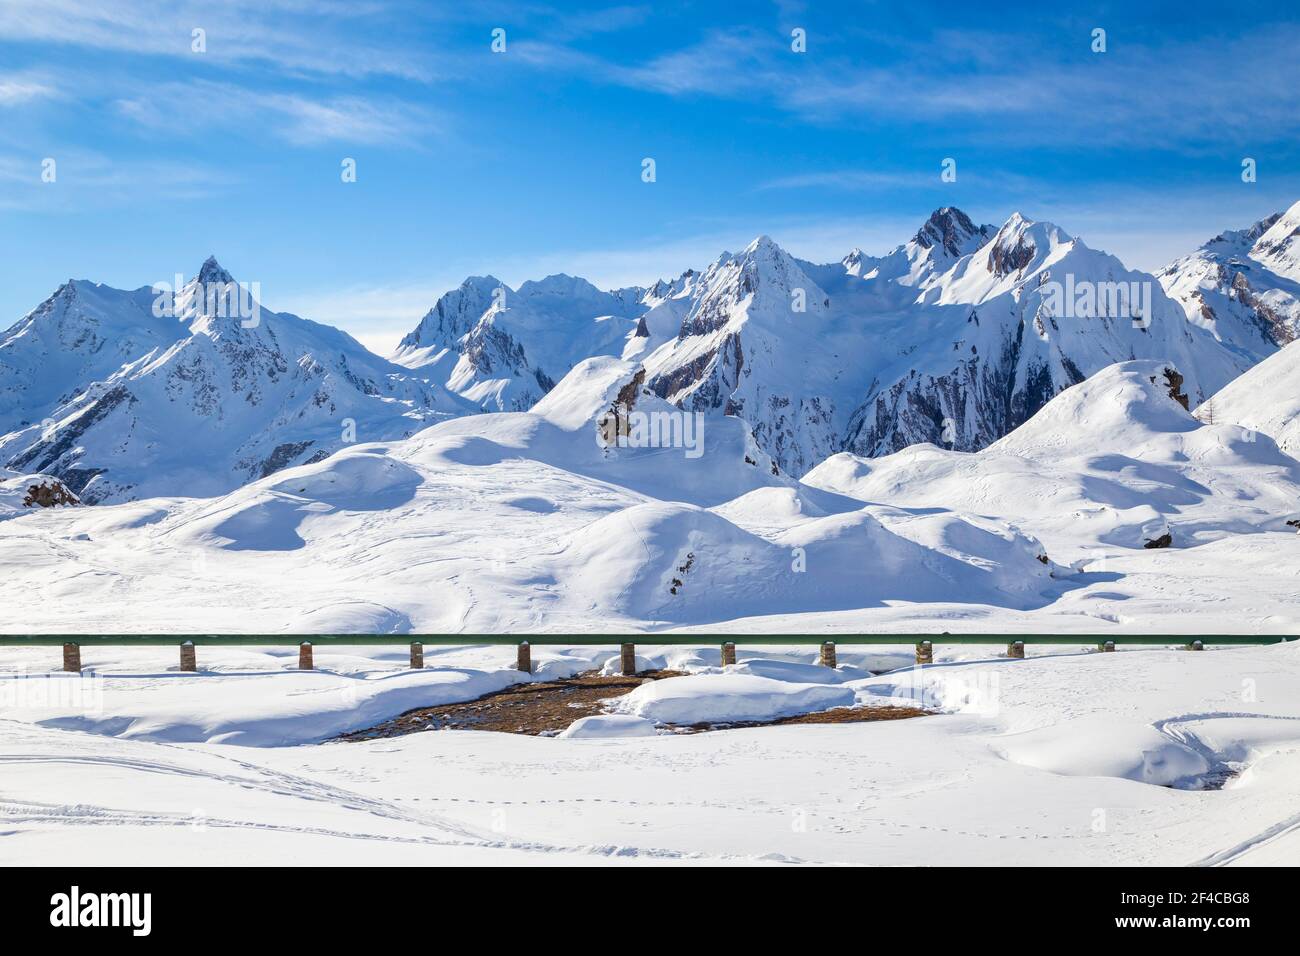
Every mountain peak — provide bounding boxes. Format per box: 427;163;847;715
912;207;992;259
743;234;782;255
196;256;234;286
1250;199;1300;280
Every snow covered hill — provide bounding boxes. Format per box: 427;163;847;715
0;356;1069;632
0;259;477;503
1158;200;1300;363
1197;338;1300;455
803;360;1300;561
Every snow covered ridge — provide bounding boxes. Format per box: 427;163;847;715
0;258;478;503
1158;200;1300;363
395;205;1286;477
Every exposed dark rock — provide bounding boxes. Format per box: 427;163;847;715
1158;367;1190;410
257;440;315;479
22;479;81;508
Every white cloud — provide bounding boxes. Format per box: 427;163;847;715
0;0;439;81
0;74;56;105
114;81;435;146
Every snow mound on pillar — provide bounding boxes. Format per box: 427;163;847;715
611;673;856;725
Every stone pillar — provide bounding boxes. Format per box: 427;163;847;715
916;640;933;665
620;643;636;676
721;642;736;666
819;642;837;669
62;642;81;673
517;641;531;673
1007;641;1025;659
299;642;313;670
410;642;423;669
179;641;197;672
1186;640;1204;652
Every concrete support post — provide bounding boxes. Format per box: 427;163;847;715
517;641;531;673
410;642;423;669
721;642;736;666
1007;641;1025;659
820;642;837;669
299;642;313;670
62;643;81;673
916;641;933;665
620;643;636;676
179;641;197;672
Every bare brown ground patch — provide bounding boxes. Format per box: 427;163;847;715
338;670;684;739
339;668;930;740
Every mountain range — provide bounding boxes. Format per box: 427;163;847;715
5;202;1300;502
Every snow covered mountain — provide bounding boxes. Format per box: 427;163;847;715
0;258;476;503
390;274;645;411
635;208;1254;475
1157;200;1300;363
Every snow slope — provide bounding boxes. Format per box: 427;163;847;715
0;355;1068;632
804;360;1300;562
0;259;477;503
1197;337;1300;456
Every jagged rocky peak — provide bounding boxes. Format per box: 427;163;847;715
196;255;234;286
396;275;505;351
912;206;992;258
1206;212;1283;254
1250;199;1300;277
984;212;1071;278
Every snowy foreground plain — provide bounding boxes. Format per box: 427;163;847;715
2;641;1300;866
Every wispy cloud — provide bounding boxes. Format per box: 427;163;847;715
0;72;57;105
113;80;436;146
509;21;1300;149
0;150;238;210
0;0;440;81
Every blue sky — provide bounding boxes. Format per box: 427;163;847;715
2;0;1299;353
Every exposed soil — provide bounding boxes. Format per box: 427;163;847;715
339;670;685;740
338;669;929;740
